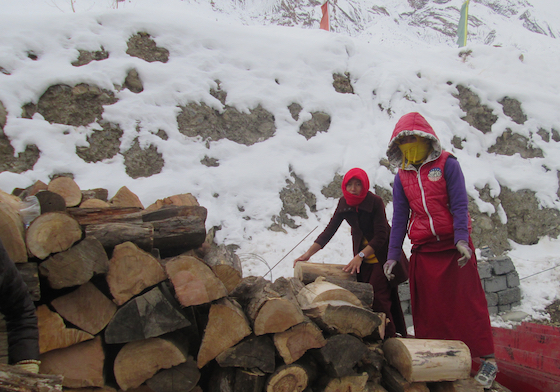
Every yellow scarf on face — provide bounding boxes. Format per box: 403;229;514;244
398;138;431;168
361;238;378;264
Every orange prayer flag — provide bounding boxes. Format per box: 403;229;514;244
320;1;329;31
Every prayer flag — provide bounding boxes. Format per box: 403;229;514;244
320;2;329;31
456;0;470;47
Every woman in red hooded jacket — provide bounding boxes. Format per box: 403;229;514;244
294;168;406;338
383;112;497;388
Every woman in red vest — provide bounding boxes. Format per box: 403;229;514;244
294;168;406;338
383;112;497;388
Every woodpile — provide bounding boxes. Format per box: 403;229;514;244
0;177;505;392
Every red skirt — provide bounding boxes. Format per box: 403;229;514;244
409;238;494;358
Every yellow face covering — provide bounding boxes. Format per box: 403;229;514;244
398;137;431;168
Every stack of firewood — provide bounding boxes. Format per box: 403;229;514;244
0;177;495;392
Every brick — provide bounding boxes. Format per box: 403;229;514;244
477;261;493;279
484;275;508;293
507;271;520;287
498;287;522;305
488;306;498;315
498;303;512;312
489;256;515;275
485;292;498;307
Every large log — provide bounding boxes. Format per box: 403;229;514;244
296;277;362;308
145;356;200;392
197;298;252;368
215;335;276;373
294;261;355;284
47;176;82;208
203;244;242;293
15;262;40;301
113;336;188;391
264;363;315;392
151;216;207;256
273;319;326;364
383;338;471;383
26;212;82;260
142;205;206;223
66;207;143;226
234;368;266;392
0;199;27;263
106;242;167;306
85;222;153;253
302;300;384;338
318;373;369;392
231;276;305;336
39;336;104;388
37;305;94;354
164;254;228;308
323;277;374;309
50;281;117;335
105;285;191;344
0;363;63;392
39;237;109;289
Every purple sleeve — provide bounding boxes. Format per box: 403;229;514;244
445;157;469;244
388;173;409;261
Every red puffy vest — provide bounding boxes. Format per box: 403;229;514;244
399;151;455;245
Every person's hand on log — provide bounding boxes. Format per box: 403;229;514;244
383;259;398;281
342;254;362;274
293;242;321;267
456;240;472;268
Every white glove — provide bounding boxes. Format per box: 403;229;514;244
383;259;398;281
456;240;472;268
15;360;40;374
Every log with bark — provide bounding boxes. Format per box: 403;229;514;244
264;363;314;392
145;356;200;392
109;186;144;209
317;373;369;392
26;212;82;260
381;365;429;392
67;207;143;226
0;363;63;392
296;277;362;308
302;300;385;339
294;261;355;284
0;200;27;263
203;244;242;293
14;262;40;301
382;338;471;383
35;191;67;213
273;318;326;364
85;222;153;253
39;237;109;289
231;276;305;336
313;334;368;378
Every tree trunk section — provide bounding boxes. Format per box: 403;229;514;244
36;305;94;354
113;337;187;391
14;262;40;301
15;180;48;199
383;338;471;383
323;277;374;309
85;222;153;253
273;319;326;364
234;368;266;392
264;363;312;392
79;198;111;208
302;300;384;338
39;237;109;289
81;188;109;202
39;336;104;388
296;277;362;308
215;335;276;373
165;254;228;308
151;216;206;257
197;298;251;368
294;262;356;284
105;285;191;344
314;334;368;378
66;207;143;226
26;212;82;260
106;242;167;306
145;356;200;392
0;201;27;263
142;205;206;223
145;193;199;212
320;373;369;392
47;176;82;207
203;244;242;293
0;363;63;392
